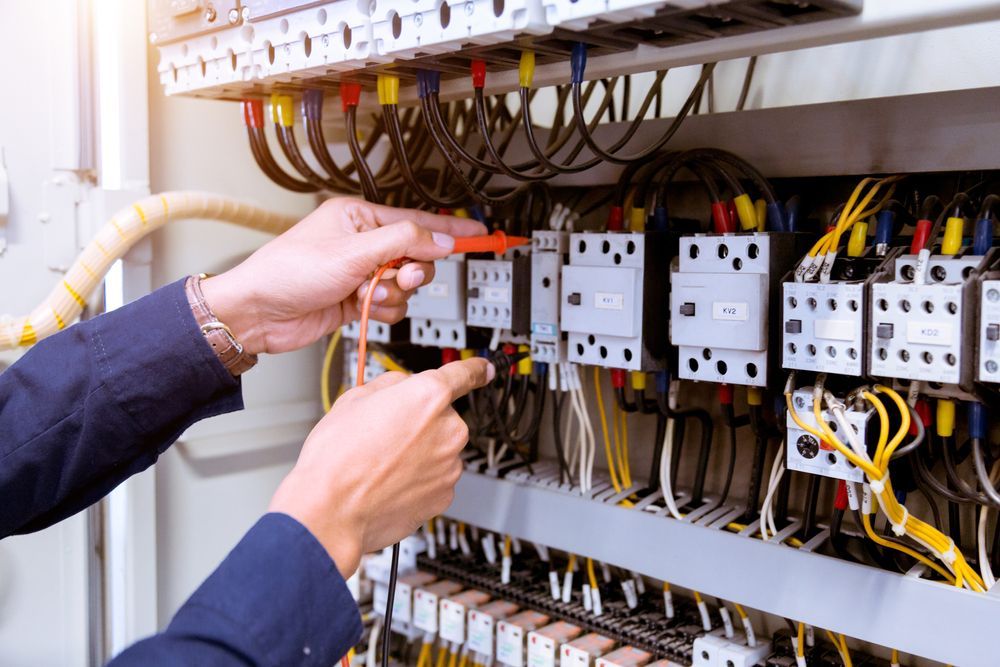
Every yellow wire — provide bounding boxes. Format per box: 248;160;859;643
417;643;432;667
320;329;343;412
796;622;805;658
860;513;954;582
503;535;512;558
692;590;703;604
567;553;577;573
810;394;883;480
346;648;355;666
611;400;627;486
872;385;911;470
458;653;468;667
371;350;411;374
838;634;853;667
447;649;458;667
586;558;599;589
435;645;448;667
891;649;899;665
594;367;622;493
733;603;748;619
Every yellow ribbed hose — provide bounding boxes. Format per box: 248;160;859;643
0;192;298;350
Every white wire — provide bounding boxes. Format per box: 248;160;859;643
978;460;1000;589
760;440;786;541
366;617;382;667
659;417;684;520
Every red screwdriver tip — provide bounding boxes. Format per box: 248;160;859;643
451;230;530;255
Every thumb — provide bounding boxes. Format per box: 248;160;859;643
354;220;456;267
425;358;495;403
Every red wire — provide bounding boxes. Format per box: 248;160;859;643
341;656;351;667
356;261;401;387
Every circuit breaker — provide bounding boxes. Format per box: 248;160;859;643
785;388;868;483
979;277;1000;382
467;253;531;336
782;249;901;377
530;231;569;364
672;233;797;386
408;256;467;348
561;232;669;371
868;252;988;388
342;319;392;343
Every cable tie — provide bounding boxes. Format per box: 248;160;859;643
890;506;908;536
941;538;958;565
869;478;885;495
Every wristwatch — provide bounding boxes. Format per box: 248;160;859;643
184;274;258;376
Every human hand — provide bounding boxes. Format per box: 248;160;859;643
200;198;486;355
268;357;493;577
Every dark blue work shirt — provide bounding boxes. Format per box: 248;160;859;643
0;279;363;665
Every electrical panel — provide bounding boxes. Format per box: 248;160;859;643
672;233;797;386
868;252;987;389
148;0;240;44
409;256;467;348
785;388;868;483
561;232;669;372
467;254;531;336
530;231;569;364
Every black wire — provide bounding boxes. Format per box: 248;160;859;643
381;543;400;667
647;412;667;493
744;405;769;520
801;474;821;539
247;126;318;192
552;389;570;484
736;56;757;112
718;404;738;506
346;106;379;202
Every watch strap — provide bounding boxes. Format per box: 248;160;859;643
185;274;258;376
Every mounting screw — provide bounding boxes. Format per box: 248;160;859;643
989;289;1000;302
204;5;217;22
414;12;423;26
241;6;251;20
228;8;240;24
794;395;806;409
987;360;998;374
465;1;474;15
322;34;330;46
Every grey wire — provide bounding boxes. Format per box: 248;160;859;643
972;438;1000;508
890;405;925;460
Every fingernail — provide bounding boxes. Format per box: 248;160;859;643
407;269;426;290
485;361;496;382
432;232;455;250
363;283;389;302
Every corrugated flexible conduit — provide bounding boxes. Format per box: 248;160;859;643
0;191;298;350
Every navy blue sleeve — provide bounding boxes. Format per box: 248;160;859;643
0;278;243;537
110;512;364;667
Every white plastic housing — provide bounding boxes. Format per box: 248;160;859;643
782;282;865;376
978;279;1000;383
785;389;867;483
530;231;569;364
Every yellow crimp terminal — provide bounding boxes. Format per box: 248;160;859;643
747;386;763;406
936;399;956;438
377;74;400;106
270;93;294;127
453;208;469;218
630;207;646;232
847;221;868;258
754;198;767;232
631;371;646;391
519;51;536;88
517;344;532;375
734;194;758;231
460;349;475;360
941;216;964;255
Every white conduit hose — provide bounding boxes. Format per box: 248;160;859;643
0;191;298;350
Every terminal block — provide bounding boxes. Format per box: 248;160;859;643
342;319;395;343
561;232;670;371
467;253;531;336
694;632;771;667
782;248;902;377
869;251;992;390
408;256;467;348
785;388;869;483
979;278;1000;383
672;233;798;386
530;231;570;364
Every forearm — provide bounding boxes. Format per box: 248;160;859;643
110;513;362;667
0;279;243;537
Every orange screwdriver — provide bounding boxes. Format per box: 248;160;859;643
451;230;530;255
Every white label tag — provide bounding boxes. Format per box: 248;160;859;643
439;599;466;644
582;584;592;611
549;571;561;600
528;633;557;667
483;534;498;565
497;622;525;667
427;532;437;559
591;587;603;616
631;572;645;595
814;319;856;341
906;321;954;346
535;544;550;562
449;522;458;551
845;482;860;511
485;287;510;303
621;580;638;609
468;611;495;656
502;555;512;584
532;322;557;335
742;617;757;647
428;283;449;297
459;530;472;557
697;600;712;631
561;573;573;603
413;590;439;633
562;645;593;667
719;607;735;639
600;563;611;584
436;518;446;544
712;302;749;321
663;589;675;619
594;292;624;310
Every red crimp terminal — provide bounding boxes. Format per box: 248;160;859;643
610;369;626;389
438;208;453;216
718;383;734;405
834;480;849;511
711;201;733;234
243;99;265;128
471;60;487;89
727;200;738;230
911;219;932;254
502;343;517;376
441;348;459;365
607;205;624;232
340;82;362;112
910;398;932;435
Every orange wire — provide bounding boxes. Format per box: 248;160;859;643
356;261;400;387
